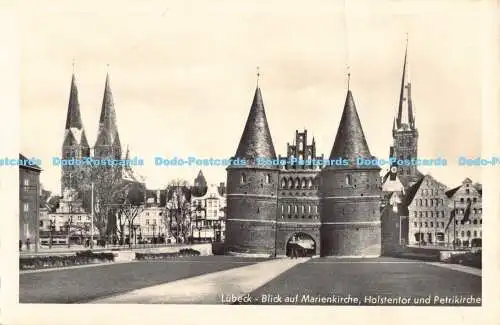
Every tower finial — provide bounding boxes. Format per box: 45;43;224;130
72;58;76;74
347;65;351;91
256;66;260;87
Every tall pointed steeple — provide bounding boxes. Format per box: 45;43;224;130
390;37;421;188
65;74;83;129
233;86;277;163
61;71;90;194
62;72;89;150
395;38;415;130
124;144;130;160
99;73;118;138
328;90;373;163
94;72;121;159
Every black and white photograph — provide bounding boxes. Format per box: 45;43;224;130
8;0;498;321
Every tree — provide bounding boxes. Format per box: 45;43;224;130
164;179;191;243
79;165;129;245
116;182;146;248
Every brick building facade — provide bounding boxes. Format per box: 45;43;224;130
19;154;42;251
225;86;279;256
276;130;322;256
225;83;382;257
445;178;482;248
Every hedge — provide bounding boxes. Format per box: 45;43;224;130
20;250;114;271
447;251;482;269
136;248;200;260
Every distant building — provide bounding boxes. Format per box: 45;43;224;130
381;191;409;255
40;188;95;246
406;174;450;246
19;154;42;251
445;178;482;248
191;183;226;242
136;205;166;243
380;165;408;255
192;170;208;197
381;164;405;210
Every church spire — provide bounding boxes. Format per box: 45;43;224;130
395;35;415;130
94;72;121;159
65;73;83;129
98;73;117;133
328;89;374;165
233;85;277;164
124;144;130;160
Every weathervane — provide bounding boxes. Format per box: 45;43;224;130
347;65;351;91
256;66;260;87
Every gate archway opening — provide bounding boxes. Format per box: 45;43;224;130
286;232;316;257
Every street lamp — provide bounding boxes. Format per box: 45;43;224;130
67;215;73;248
49;218;55;249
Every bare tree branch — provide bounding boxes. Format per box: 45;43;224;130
164;179;191;243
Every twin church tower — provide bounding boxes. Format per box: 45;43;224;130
61;73;123;194
225;44;419;257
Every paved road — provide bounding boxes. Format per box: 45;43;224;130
20;256;267;303
244;258;481;306
19;256;481;306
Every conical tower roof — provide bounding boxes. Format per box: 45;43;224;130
194;170;207;187
232;87;277;166
95;73;120;149
328;90;376;168
65;74;83;129
395;42;415;130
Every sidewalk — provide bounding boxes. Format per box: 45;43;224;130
425;262;482;277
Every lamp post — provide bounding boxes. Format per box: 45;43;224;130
196;205;201;243
91;182;94;249
67;215;73;248
139;227;142;246
49;218;55;249
136;225;139;247
452;200;457;250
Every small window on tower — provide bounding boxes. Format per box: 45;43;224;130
240;173;246;184
265;174;271;184
345;175;352;185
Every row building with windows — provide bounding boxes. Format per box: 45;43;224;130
19;154;42;251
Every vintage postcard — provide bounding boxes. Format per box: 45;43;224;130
3;0;499;324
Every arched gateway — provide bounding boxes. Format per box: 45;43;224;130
286;232;316;257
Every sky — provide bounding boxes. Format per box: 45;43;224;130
20;0;486;194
